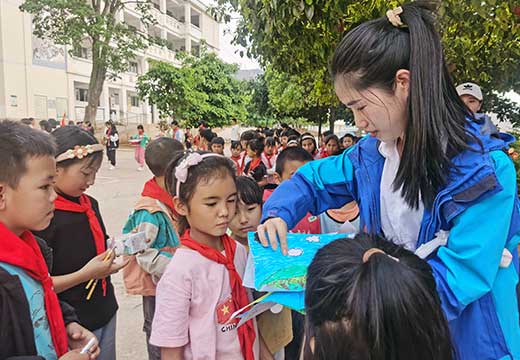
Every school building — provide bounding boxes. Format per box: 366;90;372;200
0;0;220;125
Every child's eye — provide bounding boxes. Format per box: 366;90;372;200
205;203;217;207
40;185;50;190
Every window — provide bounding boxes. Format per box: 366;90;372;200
129;95;140;107
73;46;89;59
75;88;89;102
191;13;200;28
111;93;119;106
129;61;139;74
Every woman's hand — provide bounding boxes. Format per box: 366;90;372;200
256;217;289;256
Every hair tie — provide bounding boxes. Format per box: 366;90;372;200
386;6;406;28
175;152;223;196
301;135;315;142
362;248;400;263
56;144;104;163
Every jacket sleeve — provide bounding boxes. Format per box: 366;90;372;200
125;210;175;278
262;152;356;229
59;300;80;325
428;151;518;321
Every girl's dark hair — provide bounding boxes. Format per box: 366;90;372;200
52;125;103;169
265;137;276;147
137;124;144;130
330;1;475;209
247;138;265;156
236;176;263;205
165;151;236;234
231;140;242;149
304;233;454;360
240;130;258;142
324;134;339;145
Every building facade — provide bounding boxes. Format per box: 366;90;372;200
0;0;220;124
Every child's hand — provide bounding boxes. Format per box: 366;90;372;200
59;349;91;360
66;322;100;359
82;250;130;280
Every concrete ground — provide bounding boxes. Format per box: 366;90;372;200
88;147;153;360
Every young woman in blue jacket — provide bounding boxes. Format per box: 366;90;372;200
258;2;520;359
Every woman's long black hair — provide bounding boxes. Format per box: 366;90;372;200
304;233;454;360
331;1;475;209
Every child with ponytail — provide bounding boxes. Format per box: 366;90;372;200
150;151;266;359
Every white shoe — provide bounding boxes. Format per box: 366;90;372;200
137;166;144;171
109;165;115;170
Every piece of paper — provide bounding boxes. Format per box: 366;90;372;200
236;301;277;328
113;231;148;255
248;232;346;292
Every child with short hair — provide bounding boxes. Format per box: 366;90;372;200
0;121;99;360
211;136;225;155
122;137;184;360
229;140;244;175
304;233;454;360
230;176;292;360
244;138;268;188
132;125;151;171
35;126;128;360
150;152;264;359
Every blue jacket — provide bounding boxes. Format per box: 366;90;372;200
262;120;520;359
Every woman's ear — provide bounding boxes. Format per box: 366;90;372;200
173;196;188;216
394;69;410;98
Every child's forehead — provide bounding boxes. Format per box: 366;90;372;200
23;155;56;177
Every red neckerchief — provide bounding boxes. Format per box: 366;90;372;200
248;157;262;173
180;230;256;360
54;194;107;296
262;152;275;168
239;151;248;172
0;222;68;356
141;178;175;213
231;155;244;175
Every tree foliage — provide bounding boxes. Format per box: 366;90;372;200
20;0;161;124
137;50;248;128
213;0;520;124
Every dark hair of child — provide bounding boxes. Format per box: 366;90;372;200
330;1;476;209
343;133;356;142
39;119;52;133
275;147;313;176
304;233;454;360
247;138;265;157
164;151;236;234
52;126;103;170
324;134;339;146
200;129;216;143
236;176;263;206
321;130;332;138
145;137;184;177
0;120;56;188
231;140;242;150
137;124;144;131
287;134;299;143
265;137;276;148
240;130;258;142
211;136;225;146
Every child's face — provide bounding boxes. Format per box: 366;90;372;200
138;128;144;135
211;143;224;155
460;94;482;114
55;156;102;197
265;145;275;155
176;173;237;241
240;139;248;150
281;136;289;146
326;140;339;155
246;145;256;158
229;200;262;240
0;156;57;235
231;146;242;157
302;139;316;154
281;160;309;181
342;137;354;149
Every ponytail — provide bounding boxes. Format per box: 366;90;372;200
304;233;454;360
331;1;476;209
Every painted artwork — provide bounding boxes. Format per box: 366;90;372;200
247;232;346;293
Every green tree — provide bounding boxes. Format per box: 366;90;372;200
20;0;161;124
214;0;520;125
137;50;248;128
